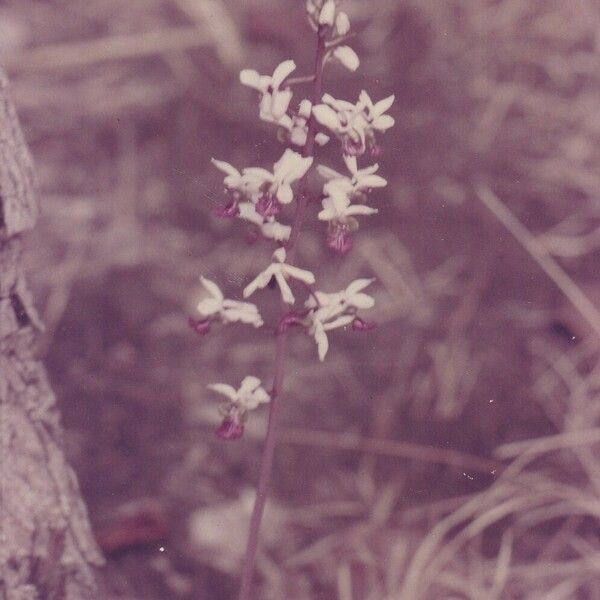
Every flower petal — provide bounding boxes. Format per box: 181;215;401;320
273;247;287;263
335;11;351;35
239;69;262;90
346;278;375;296
243;265;275;298
322;314;354;331
200;276;224;301
271;59;296;88
372;114;395;131
283;264;316;285
271;89;293;120
356;174;387;190
238;202;264;226
261;221;291;241
313;320;329;361
332;46;360;72
312;104;341;131
207;383;238;401
346;204;378;217
372;94;395;117
275;271;295;304
319;0;336;25
239;375;262;395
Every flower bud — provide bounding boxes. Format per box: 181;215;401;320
319;0;336;26
332;46;360;72
335;11;350;35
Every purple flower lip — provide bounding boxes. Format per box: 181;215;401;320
213;200;240;219
369;142;382;158
327;226;353;255
342;137;366;157
352;317;376;331
255;195;282;217
215;417;244;441
277;311;307;334
188;317;211;336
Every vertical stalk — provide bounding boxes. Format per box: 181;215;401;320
237;26;327;600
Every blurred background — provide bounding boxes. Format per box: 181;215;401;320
2;0;600;598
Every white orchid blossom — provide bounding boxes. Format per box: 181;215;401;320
279;99;330;148
240;60;296;123
208;376;270;411
358;90;396;132
197;277;263;327
238;202;291;242
308;313;354;361
304;278;375;360
243;247;315;304
318;154;387;198
312;91;395;155
244;149;313;205
331;46;360;72
318;185;378;222
211;158;262;197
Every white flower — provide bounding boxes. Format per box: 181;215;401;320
240;60;296;123
304;279;375;360
318;154;387;197
331;46;360;72
197;277;263;327
279;100;331;148
261;220;291;242
244;149;313;204
318;185;378;222
211;158;256;196
208;376;270;410
307;278;375;318
243;247;315;304
340;278;376;309
312;91;395;155
319;0;336;25
335;11;350;35
358;90;395;132
238;202;291;242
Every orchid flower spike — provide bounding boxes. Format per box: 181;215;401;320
243;247;315;305
197;277;264;327
240;60;296;123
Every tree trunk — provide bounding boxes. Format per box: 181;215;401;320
0;68;104;599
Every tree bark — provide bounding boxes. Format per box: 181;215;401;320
0;68;104;599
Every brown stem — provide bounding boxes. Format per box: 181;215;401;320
237;27;328;600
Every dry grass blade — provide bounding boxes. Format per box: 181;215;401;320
279;427;502;474
3;27;211;73
476;184;600;341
